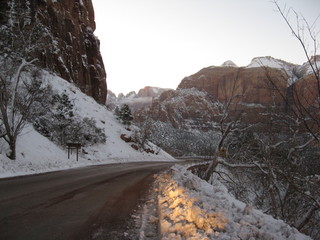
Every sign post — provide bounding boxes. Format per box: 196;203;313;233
66;142;82;161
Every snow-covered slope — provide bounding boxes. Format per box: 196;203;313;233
246;56;298;79
154;165;312;240
297;55;320;76
0;72;174;178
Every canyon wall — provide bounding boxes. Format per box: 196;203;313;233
0;0;107;103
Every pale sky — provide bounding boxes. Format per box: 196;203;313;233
92;0;320;95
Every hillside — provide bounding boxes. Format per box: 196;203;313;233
0;72;174;178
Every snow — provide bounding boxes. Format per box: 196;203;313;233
239;102;266;108
0;71;175;178
151;87;159;94
246;56;298;84
298;56;320;76
221;60;238;67
153;165;312;240
246;56;295;70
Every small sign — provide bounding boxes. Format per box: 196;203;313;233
66;142;82;161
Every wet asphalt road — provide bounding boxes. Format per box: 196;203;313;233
0;162;173;240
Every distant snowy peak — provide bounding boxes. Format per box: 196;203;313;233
298;55;320;76
246;55;320;79
114;86;172;100
115;91;137;101
106;86;172;110
137;86;172;98
246;56;297;70
125;91;137;99
310;55;320;63
246;56;299;80
221;60;238;67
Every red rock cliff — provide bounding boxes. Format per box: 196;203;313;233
149;63;291;130
1;0;107;104
178;66;287;106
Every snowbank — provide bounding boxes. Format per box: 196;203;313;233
155;165;311;240
0;72;175;178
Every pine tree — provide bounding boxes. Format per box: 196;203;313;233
119;104;133;126
114;106;120;120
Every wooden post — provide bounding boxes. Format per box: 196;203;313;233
76;146;79;161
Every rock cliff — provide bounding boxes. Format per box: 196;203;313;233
177;66;287;106
1;0;107;104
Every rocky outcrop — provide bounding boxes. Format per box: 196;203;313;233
1;0;107;104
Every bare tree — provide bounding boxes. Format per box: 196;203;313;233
194;3;320;237
224;2;320;237
272;0;320;140
0;59;48;159
202;68;246;181
0;14;49;160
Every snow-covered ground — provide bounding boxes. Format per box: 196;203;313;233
139;165;311;240
0;72;175;178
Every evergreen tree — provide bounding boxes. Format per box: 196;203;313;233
51;91;75;144
114;106;120;120
33;90;106;146
119;104;133;126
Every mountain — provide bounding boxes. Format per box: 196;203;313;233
178;63;287;105
296;55;320;77
0;0;107;104
103;56;319;155
147;57;285;130
124;56;320;158
137;86;170;98
149;88;216;130
221;60;238;67
107;86;172;111
247;56;297;72
146;56;319;131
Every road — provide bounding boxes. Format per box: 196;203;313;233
0;161;174;240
